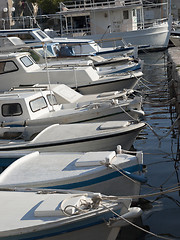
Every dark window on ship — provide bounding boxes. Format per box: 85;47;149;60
0;61;18;74
133;9;136;17
47;94;58;106
123;10;129;19
2;103;23;116
29;96;47;112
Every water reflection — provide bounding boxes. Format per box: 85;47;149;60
117;216;149;240
118;50;180;240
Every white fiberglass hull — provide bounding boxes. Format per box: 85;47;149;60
0;150;145;196
0;189;142;240
0;122;145;152
74;71;143;94
81;20;171;50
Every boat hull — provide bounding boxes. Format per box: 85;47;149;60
11;168;142;197
0;189;142;240
73;72;142;94
0;216;119;240
0;149;144;196
80;20;171;50
0;125;144;153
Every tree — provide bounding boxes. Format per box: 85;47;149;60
27;0;60;14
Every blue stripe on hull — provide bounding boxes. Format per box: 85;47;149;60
45;164;145;189
2;208;121;240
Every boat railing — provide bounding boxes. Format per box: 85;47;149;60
59;0;142;12
140;17;168;29
63;27;91;37
0;93;20;98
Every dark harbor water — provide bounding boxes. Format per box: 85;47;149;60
118;50;180;240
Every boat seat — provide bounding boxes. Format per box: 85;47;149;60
75;151;116;167
99;121;130;130
34;194;91;217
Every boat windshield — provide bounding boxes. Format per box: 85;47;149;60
47;94;58;106
29;96;47;112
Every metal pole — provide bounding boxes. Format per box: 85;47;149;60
169;0;171;16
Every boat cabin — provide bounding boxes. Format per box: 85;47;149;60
0;28;52;44
0;28;131;57
0;28;103;56
0;90;61;124
0;51;41;74
0;51;100;92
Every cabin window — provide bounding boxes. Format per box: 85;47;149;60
0;61;18;74
123;10;129;20
47;45;53;54
2;103;23;117
47;94;58;106
29;97;47;112
20;56;34;67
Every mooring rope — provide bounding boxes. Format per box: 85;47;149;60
142;97;176;105
100;160;139;184
117;103;138;121
101;185;180;201
101;201;175;240
145;115;180;141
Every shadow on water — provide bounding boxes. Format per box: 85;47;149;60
117;50;180;240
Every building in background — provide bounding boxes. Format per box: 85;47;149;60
0;0;15;29
0;0;39;29
0;0;176;30
171;0;180;21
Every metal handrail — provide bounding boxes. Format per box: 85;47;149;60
60;0;142;11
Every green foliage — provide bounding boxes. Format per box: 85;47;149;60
27;0;61;14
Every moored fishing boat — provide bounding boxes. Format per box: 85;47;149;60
0;51;143;93
0;188;142;240
0;121;146;153
55;0;171;51
0;145;146;197
0;84;144;137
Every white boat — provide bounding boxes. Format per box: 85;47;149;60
0;188;142;240
0;84;144;139
0;146;146;197
34;48;143;74
0;121;145;152
0;51;143;93
41;35;136;59
38;53;143;76
55;0;171;50
0;35;138;68
0;28;136;58
0;36;142;72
